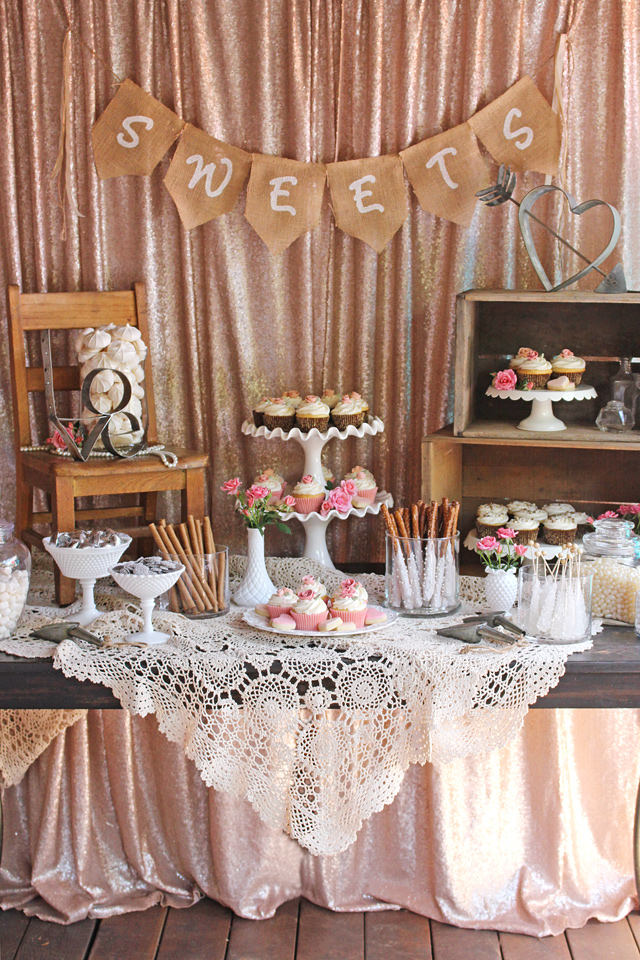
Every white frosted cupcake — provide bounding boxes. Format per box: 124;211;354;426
551;349;586;384
349;392;369;417
263;398;296;432
516;355;553;389
336;577;368;603
350;469;377;502
322;465;336;486
513;508;548;525
291;591;329;631
296;395;331;433
476;506;509;538
345;465;374;482
330;584;367;628
253;469;286;499
298;574;328;601
321;389;341;410
507;500;538;514
510;516;540;545
284;390;303;409
292;475;325;514
544;516;578;546
543;503;574;516
266;588;298;619
564;511;593;538
509;347;537;371
331;395;365;430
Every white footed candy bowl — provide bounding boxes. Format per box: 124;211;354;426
110;563;185;645
44;535;131;625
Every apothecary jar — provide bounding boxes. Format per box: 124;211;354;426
0;520;31;639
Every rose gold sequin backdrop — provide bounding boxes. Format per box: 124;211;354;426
1;0;638;564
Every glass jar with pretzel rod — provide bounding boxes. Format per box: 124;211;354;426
148;517;229;618
382;500;460;616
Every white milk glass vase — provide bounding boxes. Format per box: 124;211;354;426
233;527;276;606
484;568;518;611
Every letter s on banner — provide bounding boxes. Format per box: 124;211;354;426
245;155;326;254
164;124;252;229
92;79;184;178
503;108;533;150
269;177;298;215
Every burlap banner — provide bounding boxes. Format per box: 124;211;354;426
467;76;561;176
326;156;408;252
92;79;184;179
164;124;252;230
244;155;326;255
400;122;490;228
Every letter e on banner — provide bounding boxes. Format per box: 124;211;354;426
326;156;407;252
164;124;252;229
245;155;326;255
400;122;490;227
92;79;184;179
467;76;561;175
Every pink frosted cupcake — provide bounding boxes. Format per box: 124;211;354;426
350;469;377;502
292;475;325;513
290;590;329;631
253;468;286;500
330;589;367;628
297;574;328;602
266;587;298;620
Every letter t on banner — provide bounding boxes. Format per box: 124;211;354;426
245;156;326;254
92;79;184;178
326;156;408;252
400;123;490;227
467;76;561;175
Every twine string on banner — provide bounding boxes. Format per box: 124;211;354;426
50;28;85;240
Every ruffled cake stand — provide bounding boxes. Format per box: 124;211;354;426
241;417;393;569
486;384;597;431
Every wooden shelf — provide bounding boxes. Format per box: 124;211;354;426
453;421;640;449
458;288;640;304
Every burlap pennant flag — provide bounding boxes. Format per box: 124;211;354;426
326;156;408;252
245;155;326;255
400;123;490;227
92;78;184;179
164;124;252;229
467;76;561;176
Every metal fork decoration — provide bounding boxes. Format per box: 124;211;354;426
476;165;626;293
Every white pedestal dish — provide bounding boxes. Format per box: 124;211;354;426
44;536;131;625
486;384;597;432
110;565;185;644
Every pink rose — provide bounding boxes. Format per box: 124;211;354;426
320;500;332;515
496;527;516;539
341;578;357;590
493;369;517;391
242;508;250;516
527;349;539;359
495;544;503;555
46;422;83;450
350;392;362;400
340;479;357;497
283;495;296;507
560;348;574;357
256;473;269;482
277;588;289;596
221;477;242;495
248;485;269;500
597;511;619;520
304;395;318;403
301;475;313;484
302;575;315;584
331;490;352;514
619;503;640;515
587;516;594;524
245;492;255;508
297;589;315;600
341;585;356;598
476;536;498;551
514;544;528;556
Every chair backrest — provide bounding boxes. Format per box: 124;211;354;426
7;283;158;453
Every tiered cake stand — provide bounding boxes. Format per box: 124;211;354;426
486;384;597;431
241;417;393;569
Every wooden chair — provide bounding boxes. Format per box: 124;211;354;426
7;283;209;605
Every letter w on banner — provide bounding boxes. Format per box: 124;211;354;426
326;156;408;252
467;76;561;175
92;79;184;178
164;124;252;229
245;155;326;254
400;123;490;227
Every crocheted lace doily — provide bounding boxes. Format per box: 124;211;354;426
0;555;594;856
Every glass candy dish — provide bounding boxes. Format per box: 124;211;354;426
110;559;185;645
595;400;634;432
44;533;131;625
0;520;31;640
582;518;640;562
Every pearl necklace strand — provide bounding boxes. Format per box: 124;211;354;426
20;444;179;468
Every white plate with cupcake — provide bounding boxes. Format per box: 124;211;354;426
243;606;398;638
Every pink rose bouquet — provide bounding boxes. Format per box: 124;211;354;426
617;503;640;533
321;486;355;515
46;421;84;451
492;369;517;391
221;478;293;534
475;529;526;571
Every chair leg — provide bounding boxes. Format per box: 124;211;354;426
182;468;205;521
51;479;76;606
139;491;159;557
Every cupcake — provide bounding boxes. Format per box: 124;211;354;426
513;508;548;525
290;590;329;631
298;574;328;601
322;465;336;487
322;389;341;410
544;516;578;546
284;390;303;409
543;503;574;516
263;398;296;432
546;375;575;392
329;583;367;628
564;511;594;539
253;469;286;499
349;392;369;419
331;395;365;430
551;349;586;385
509;347;537;371
296;395;331;432
477;502;508;517
509;516;540;545
345;465;374;482
349;469;377;502
516;354;553;389
292;475;325;513
337;577;368;603
266;587;298;619
476;505;509;538
507;500;538;514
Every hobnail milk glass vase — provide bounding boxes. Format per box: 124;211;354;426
233;527;276;606
484;568;518;612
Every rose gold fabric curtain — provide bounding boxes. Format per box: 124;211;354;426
1;0;637;560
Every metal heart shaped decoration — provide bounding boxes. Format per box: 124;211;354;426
518;184;621;292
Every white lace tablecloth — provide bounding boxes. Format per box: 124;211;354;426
0;556;594;856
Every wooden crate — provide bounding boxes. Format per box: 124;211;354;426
454;289;640;438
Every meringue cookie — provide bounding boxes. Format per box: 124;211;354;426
107;340;138;366
91;394;114;414
89;369;117;394
75;327;94;353
84;329;112;352
111;324;142;343
81;354;116;375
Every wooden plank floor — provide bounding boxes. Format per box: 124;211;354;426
2;899;640;960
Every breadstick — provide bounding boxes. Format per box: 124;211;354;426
202;516;219;609
411;504;420;539
164;525;208;612
178;523;218;609
149;523;198;613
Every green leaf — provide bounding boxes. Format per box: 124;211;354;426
275;520;292;534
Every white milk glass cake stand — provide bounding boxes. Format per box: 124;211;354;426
486;384;597;431
44;535;131;625
110;565;185;645
241;417;393;569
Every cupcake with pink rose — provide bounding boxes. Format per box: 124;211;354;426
329;582;367;628
509;347;538;371
290;590;329;631
263;398;296;432
349;469;377;502
292;475;325;513
297;574;328;601
252;397;274;427
551;349;586;385
284;390;303;409
295;395;331;432
253;468;286;500
492;369;518;391
321;389;341;410
266;587;299;619
331;394;365;430
516;354;553;389
345;465;374;482
336;577;368;603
